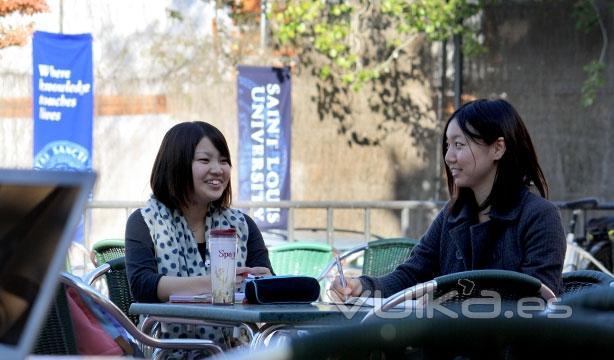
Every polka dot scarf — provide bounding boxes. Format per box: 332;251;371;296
140;196;249;350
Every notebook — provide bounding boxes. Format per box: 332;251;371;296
169;292;246;304
325;296;419;309
0;169;95;359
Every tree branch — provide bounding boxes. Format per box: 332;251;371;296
589;0;607;63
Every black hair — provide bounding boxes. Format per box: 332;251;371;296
442;99;548;213
150;121;232;210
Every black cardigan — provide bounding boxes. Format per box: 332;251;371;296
125;209;273;302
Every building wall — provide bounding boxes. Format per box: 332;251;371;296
1;0;611;247
0;0;439;246
464;0;613;201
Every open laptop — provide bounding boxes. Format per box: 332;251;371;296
0;169;95;359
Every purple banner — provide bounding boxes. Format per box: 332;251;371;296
237;65;291;230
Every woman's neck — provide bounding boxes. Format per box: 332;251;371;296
181;203;208;230
472;185;491;208
472;167;498;207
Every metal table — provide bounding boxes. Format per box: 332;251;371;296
130;302;369;349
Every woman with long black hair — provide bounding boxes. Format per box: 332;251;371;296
332;99;566;298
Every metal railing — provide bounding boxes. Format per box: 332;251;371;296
83;199;614;248
84;200;445;246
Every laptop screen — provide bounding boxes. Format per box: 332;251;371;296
0;169;95;358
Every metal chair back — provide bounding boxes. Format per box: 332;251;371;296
362;269;555;324
268;242;334;277
85;256;138;325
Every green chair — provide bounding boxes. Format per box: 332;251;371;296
84;256;138;325
268;242;334;277
362;237;419;276
90;238;125;266
318;237;419;280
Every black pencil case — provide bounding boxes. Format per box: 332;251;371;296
244;275;320;304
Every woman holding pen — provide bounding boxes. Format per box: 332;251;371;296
331;99;566;299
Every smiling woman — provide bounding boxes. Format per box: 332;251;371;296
124;121;274;351
331;99;566;301
190;136;231;213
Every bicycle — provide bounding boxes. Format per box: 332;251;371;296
561;198;614;276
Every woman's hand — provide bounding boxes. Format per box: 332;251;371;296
247;266;272;276
235;267;249;284
236;266;272;278
157;275;212;301
329;274;363;301
235;266;272;291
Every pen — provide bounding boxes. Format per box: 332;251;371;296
335;255;348;301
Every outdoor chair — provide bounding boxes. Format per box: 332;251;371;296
32;284;78;355
268;242;334;277
220;271;614;360
83;256;138;325
217;283;614;360
84;256;256;353
361;269;556;323
226;308;614;360
559;285;614;312
317;237;419;281
90;238;125;266
561;269;614;297
57;272;223;359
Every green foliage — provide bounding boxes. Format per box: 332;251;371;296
393;0;481;41
270;0;485;90
572;0;607;107
166;8;184;21
581;60;605;107
269;0;607;108
274;2;325;44
572;0;599;33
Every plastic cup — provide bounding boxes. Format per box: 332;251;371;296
209;228;238;305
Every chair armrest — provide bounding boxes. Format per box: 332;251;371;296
83;263;110;285
361;280;437;323
316;244;368;281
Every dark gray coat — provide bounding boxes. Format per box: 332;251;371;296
361;187;566;296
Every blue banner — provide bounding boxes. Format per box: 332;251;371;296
237;65;291;230
32;31;93;245
32;31;93;171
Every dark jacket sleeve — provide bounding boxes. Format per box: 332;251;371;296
243;213;275;275
360;208;445;298
517;200;566;295
125;209;163;303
